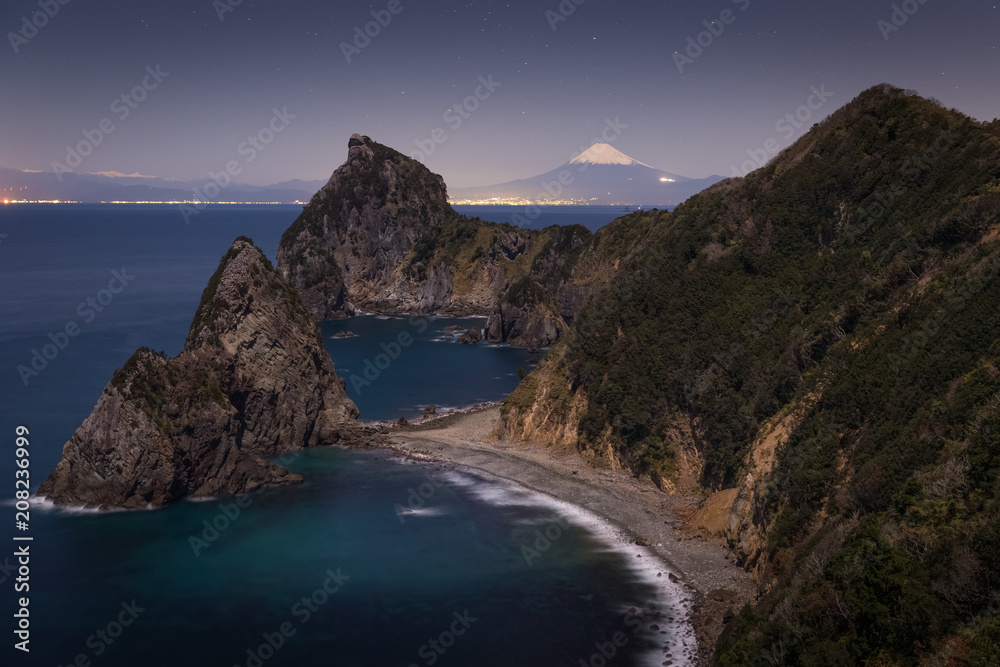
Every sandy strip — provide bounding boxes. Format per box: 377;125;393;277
383;406;756;663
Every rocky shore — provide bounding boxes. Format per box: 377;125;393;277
385;405;756;664
275;135;636;350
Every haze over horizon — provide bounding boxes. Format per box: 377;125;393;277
1;0;997;189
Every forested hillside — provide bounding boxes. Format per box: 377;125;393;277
500;84;1000;664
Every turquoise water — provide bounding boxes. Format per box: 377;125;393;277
0;204;694;666
0;204;541;478
322;316;538;422
20;448;693;666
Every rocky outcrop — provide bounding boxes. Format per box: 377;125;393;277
276;135;638;348
416;262;453;313
38;237;360;509
277;134;473;318
723;394;817;579
456;327;482;344
486;298;562;349
494;346;585;448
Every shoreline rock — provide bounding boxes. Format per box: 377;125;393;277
456;327;482;344
276;135;634;350
38;237;360;509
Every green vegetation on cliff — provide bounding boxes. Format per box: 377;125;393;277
505;85;1000;663
275;134;639;346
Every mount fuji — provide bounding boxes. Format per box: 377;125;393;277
450;143;723;206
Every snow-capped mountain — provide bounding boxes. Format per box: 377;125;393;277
568;143;653;168
450;143;722;206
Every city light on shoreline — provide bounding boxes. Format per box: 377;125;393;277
0;200;305;205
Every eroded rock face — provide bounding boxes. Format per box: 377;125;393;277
416;263;453;313
724;392;821;579
38;238;360;509
486;299;562;349
277;134;459;319
456;327;483;344
275;135;615;348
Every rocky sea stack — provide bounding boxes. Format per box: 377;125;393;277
276;134;643;348
276;133;460;320
38;237;360;509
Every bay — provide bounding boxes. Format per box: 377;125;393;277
0;204;693;666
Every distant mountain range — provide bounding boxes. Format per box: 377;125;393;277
450;143;723;206
0;168;326;203
1;143;721;206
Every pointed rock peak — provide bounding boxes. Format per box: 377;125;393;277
185;236;310;351
195;236;270;297
344;133;375;167
280;136;452;282
38;232;360;509
569;143;651;167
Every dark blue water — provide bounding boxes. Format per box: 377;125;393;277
0;204;693;666
322;316;537;422
0;203;540;480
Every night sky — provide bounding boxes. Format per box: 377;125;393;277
1;0;997;188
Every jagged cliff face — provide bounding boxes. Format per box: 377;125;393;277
498;86;1000;662
486;296;563;348
723;390;820;582
38;238;359;509
277;134;458;318
495;345;586;447
276;134;644;349
485;224;591;348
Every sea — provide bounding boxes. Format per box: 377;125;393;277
0;204;694;666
